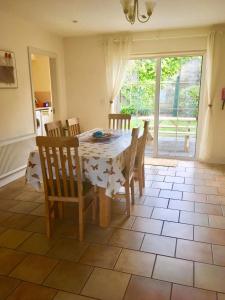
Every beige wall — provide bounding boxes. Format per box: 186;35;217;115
0;11;67;142
31;55;51;92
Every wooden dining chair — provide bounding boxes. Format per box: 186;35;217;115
44;120;64;137
108;113;131;130
134;121;149;197
36;136;97;241
66;117;81;136
113;127;139;216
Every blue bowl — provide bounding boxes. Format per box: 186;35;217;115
93;131;104;138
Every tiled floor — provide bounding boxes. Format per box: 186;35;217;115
0;160;225;299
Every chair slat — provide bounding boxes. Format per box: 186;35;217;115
108;114;131;130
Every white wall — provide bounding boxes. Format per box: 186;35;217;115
0;11;67;142
63;27;225;164
0;11;67;182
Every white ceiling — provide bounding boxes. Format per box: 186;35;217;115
1;0;225;37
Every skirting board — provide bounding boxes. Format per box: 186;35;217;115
0;166;26;188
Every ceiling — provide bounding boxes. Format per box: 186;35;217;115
1;0;225;37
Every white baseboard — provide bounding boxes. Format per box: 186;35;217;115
0;166;26;188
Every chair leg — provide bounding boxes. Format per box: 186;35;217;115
78;203;84;242
92;192;98;224
142;164;145;188
138;168;143;197
45;200;51;238
131;177;135;205
125;183;131;216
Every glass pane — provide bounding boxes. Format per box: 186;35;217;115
120;59;157;155
158;56;202;158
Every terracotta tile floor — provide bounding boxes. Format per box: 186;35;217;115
0;160;225;299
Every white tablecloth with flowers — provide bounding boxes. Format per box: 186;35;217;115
25;129;134;197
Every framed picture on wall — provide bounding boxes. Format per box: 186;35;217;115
0;50;18;88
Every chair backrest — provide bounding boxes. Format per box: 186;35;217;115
136;121;150;168
44;121;64;137
36;136;83;200
125;127;139;181
66;117;81;136
108;114;131;130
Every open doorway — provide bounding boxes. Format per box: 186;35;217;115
28;48;57;136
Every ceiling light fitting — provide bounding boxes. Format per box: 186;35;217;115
120;0;153;25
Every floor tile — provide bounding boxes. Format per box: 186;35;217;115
171;284;217;300
0;199;21;211
195;203;223;216
176;239;212;263
195;262;225;293
10;254;58;284
30;204;45;216
0;210;12;223
81;268;130;300
153;256;193;286
165;176;184;184
163;221;193;240
194;226;225;245
110;214;135;229
141;233;176;256
173;183;194;192
3;213;37;230
159;190;182;200
109;229;144;250
144;188;160;197
144;197;169;208
180;211;209;226
169;200;194;211
80;244;121;269
15;191;43;202
124;275;171;300
151;182;173;190
152;208;179;222
7;281;57;300
9;201;40;214
54;291;95;300
85;225;115;244
131;205;153;218
145;175;165;182
212;245;225;266
195;186;218;195
0;275;20;300
132;217;163;234
115;249;155;277
183;192;206;202
218;294;225;300
47;238;88;261
24;216;46;234
206;195;225;205
0;229;32;249
45;260;93;294
18;233;56;255
209;215;225;229
0;248;26;275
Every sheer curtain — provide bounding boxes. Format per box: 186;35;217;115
199;27;225;161
103;35;132;113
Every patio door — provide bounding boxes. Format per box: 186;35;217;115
120;55;203;159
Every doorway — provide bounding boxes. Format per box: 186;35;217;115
28;48;57;136
120;55;203;159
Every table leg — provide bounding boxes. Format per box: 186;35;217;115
98;187;112;228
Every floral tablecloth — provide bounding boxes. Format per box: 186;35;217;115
25;129;133;197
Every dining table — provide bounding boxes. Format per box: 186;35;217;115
25;128;140;228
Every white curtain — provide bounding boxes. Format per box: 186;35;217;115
199;26;225;161
103;35;132;113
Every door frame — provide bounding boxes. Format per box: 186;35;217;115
27;47;58;134
129;51;206;160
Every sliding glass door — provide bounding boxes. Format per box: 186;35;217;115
120;55;203;159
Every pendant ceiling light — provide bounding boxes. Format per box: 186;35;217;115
120;0;154;25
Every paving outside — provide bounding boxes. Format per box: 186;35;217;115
0;160;225;299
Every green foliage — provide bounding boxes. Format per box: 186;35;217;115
120;57;202;118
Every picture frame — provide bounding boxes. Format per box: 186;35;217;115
0;50;18;88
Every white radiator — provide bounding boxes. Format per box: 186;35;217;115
0;134;36;185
